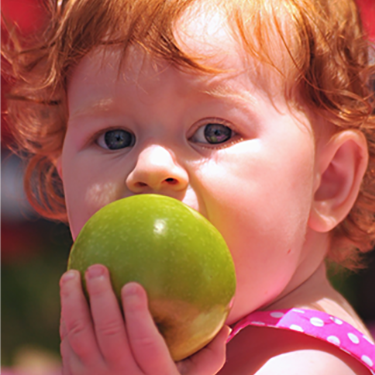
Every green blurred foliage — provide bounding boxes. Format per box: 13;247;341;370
2;222;72;367
327;256;375;322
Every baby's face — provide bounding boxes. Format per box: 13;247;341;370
61;8;319;322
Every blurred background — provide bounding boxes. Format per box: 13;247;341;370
1;0;375;374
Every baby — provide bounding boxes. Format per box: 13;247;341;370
3;0;375;373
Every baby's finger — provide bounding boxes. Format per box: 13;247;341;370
85;264;136;367
177;325;230;375
60;335;79;375
122;282;178;374
60;320;74;375
60;270;100;364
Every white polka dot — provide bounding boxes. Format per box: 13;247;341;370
290;324;304;332
330;317;343;325
361;355;374;367
251;321;265;326
292;309;305;313
310;317;324;327
327;336;341;346
348;333;360;344
270;312;284;318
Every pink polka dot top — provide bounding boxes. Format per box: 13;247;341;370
227;308;375;374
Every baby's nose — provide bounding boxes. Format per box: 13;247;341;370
126;145;189;193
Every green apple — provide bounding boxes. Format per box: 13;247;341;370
67;194;236;361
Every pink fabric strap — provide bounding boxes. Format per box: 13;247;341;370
227;308;375;374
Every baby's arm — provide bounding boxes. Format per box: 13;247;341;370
59;264;230;375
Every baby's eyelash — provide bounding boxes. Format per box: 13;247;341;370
189;118;235;134
188;118;242;148
97;129;135;150
197;135;244;150
89;126;135;150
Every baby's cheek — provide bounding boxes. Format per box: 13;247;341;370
84;181;119;211
70;179;126;237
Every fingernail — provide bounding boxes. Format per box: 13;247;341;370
87;264;105;279
61;270;77;284
123;282;139;297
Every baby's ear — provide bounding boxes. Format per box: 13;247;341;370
308;130;368;232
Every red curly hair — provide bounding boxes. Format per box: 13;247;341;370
3;0;375;268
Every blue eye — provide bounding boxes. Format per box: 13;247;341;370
191;123;233;144
97;129;135;150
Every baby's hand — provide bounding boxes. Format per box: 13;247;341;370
59;265;229;375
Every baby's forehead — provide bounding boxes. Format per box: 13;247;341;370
71;45;263;104
63;0;312;102
173;2;242;69
69;0;297;107
172;2;296;96
173;2;291;75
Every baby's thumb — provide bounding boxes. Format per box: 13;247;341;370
176;325;231;375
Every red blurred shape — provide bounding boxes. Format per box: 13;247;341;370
356;0;375;41
2;0;48;34
2;0;49;147
1;222;43;264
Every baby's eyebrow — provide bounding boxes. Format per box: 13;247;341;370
68;74;260;120
69;98;116;119
189;69;260;104
201;83;259;108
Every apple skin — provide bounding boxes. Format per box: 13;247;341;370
67;194;236;361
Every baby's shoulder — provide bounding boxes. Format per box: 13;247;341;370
223;325;372;375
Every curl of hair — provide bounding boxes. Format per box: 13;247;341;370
2;0;375;268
